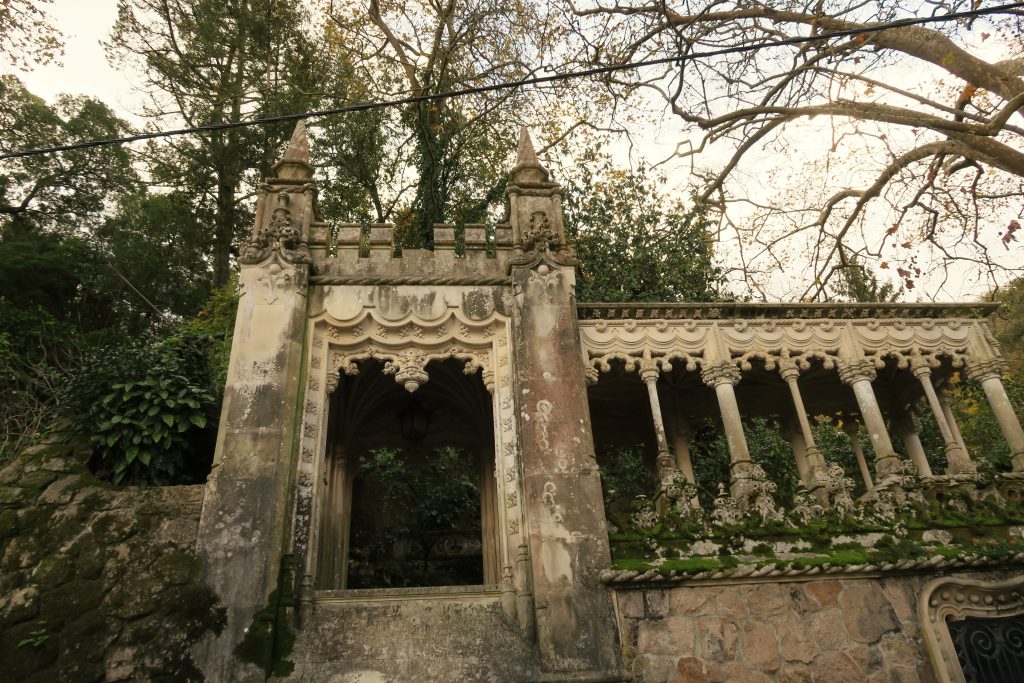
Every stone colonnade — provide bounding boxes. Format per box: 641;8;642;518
580;308;1022;508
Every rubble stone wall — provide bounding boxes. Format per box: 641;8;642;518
0;437;222;683
618;570;1015;683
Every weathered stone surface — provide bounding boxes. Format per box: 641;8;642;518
779;611;815;664
838;581;899;643
740;622;780;671
746;583;788;620
671;656;717;683
810;650;864;683
804;580;842;608
696;617;739;662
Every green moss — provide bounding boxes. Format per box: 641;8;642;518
235;555;296;679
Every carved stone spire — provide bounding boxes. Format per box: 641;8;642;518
509;126;550;185
273;119;314;181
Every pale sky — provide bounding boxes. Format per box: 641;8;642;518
6;0;1022;302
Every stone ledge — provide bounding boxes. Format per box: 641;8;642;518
601;551;1024;588
315;584;501;605
577;301;1000;320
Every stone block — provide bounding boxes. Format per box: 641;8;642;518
695;617;739;662
740;622;780;672
638;615;696;657
804;579;842;608
809;608;851;653
645;589;669;619
634;653;677;683
779;611;815;664
810;651;864;683
837;581;899;643
723;661;772;682
746;584;787;619
671;656;718;683
779;665;812;683
618;590;646;619
669;586;714;615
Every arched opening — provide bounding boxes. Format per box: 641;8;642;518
316;357;499;590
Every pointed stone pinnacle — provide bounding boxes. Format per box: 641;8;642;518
509;126;550;184
273;119;314;179
282;119;310;164
516;126;540;166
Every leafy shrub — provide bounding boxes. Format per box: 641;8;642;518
72;333;219;485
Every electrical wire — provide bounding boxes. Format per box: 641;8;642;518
1;1;1021;161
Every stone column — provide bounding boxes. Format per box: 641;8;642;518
779;360;829;500
912;363;975;474
506;129;621;678
667;404;697;485
701;363;755;500
967;359;1024;471
891;410;932;477
839;361;902;481
194;123;315;681
938;388;969;456
843;420;874;491
779;418;811;486
639;355;678;490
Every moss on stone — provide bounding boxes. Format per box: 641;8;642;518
235;555;296;679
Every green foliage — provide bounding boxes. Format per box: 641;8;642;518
563;157;725;303
17;628;49;649
348;446;483;587
598;444;657;507
71;333;219;485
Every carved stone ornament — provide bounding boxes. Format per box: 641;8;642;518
239;192;312;265
919;575;1024;683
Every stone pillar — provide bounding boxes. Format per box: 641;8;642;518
938;388;969;456
779;418;811;485
891;410;932;477
667;407;700;508
843;420;874;491
967;359;1024;471
667;403;697;485
639;355;678;492
779;360;829;501
506;129;622;678
912;363;975;474
839;361;902;481
701;363;755;499
194;123;315;681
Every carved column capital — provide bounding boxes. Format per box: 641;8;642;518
778;361;801;383
639;359;661;385
701;362;741;388
965;357;1009;383
838;359;876;386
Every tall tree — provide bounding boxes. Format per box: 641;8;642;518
0;76;137;237
563;155;725;302
321;0;602;244
108;0;322;286
0;0;62;69
572;1;1024;299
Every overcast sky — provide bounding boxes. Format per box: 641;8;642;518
6;1;1021;302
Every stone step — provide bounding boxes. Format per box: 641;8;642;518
288;586;541;682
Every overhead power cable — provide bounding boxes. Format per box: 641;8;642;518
2;2;1022;161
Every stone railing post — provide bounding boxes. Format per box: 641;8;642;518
701;362;755;501
838;360;902;481
911;360;975;474
966;359;1024;471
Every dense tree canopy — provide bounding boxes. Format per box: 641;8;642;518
570;0;1024;298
